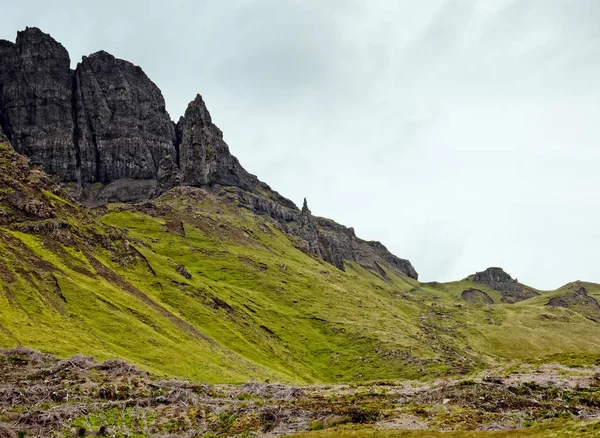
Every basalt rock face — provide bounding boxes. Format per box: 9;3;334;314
225;186;299;222
157;155;182;192
0;28;176;187
0;28;77;181
74;51;176;184
462;288;493;305
291;200;418;279
473;267;538;303
178;95;255;191
0;27;419;280
295;198;324;258
474;267;520;292
316;217;418;279
547;286;600;322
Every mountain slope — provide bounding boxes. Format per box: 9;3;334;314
1;138;600;385
0;26;418;283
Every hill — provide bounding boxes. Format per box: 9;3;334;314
1;137;599;387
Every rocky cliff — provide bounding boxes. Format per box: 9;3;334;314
74;51;176;184
0;27;418;280
0;28;76;181
473;267;538;303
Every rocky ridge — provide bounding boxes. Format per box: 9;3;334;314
547;286;600;322
0;27;418;279
473;267;538;303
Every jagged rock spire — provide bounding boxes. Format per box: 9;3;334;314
301;197;310;214
177;94;256;191
296;197;322;258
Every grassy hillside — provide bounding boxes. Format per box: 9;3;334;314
1;139;600;385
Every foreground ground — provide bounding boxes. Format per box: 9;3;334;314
1;348;599;437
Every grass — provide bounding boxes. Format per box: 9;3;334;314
2;140;600;385
3;140;600;435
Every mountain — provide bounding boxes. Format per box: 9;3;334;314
0;27;417;281
1;127;600;383
1;26;600;437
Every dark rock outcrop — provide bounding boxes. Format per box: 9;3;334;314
462;288;493;305
0;28;77;181
473;267;538;303
220;186;299;222
0;28;176;188
315;216;418;279
157;155;182;192
178;95;254;190
0;141;60;226
290;199;418;279
547;287;600;322
94;179;158;204
74;51;175;184
296;198;324;257
177;95;301;217
473;267;520;292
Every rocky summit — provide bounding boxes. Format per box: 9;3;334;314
0;27;417;279
473;266;538;303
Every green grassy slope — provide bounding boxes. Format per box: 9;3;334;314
1;140;599;383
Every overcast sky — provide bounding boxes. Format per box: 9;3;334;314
3;0;599;289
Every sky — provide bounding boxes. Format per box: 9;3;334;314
2;0;599;289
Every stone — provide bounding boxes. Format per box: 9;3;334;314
0;27;77;181
94;179;158;204
157;154;182;192
473;267;538;303
7;190;55;219
220;186;299;222
176;264;192;279
473;267;519;292
461;288;494;305
315;216;418;279
177;94;256;190
74;51;176;184
295;198;323;257
547;286;600;322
